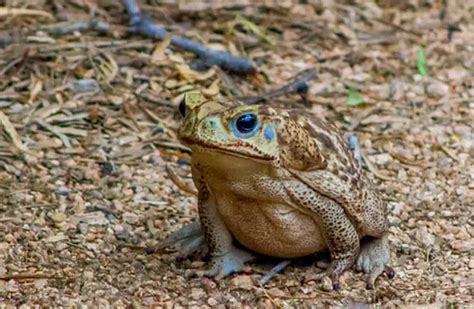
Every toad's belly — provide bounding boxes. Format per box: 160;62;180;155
217;197;327;258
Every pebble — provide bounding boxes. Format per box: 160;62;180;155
70;211;109;226
267;287;286;298
450;239;473;253
114;224;132;241
414;227;436;247
230;275;254;290
190;288;206;300
207;298;218;306
123;212;140;225
0;242;10;255
320;276;333;292
52;212;66;223
426;81;450;98
201;277;217;292
77;222;89;235
55;185;70;196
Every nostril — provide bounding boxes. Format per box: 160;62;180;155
206;119;216;128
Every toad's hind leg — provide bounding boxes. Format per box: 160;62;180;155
356;236;395;289
156;221;207;257
356;190;395;288
362;189;389;237
284;180;360;290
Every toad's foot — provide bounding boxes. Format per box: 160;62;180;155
196;246;256;280
156;221;207;257
305;253;358;290
356;236;395;289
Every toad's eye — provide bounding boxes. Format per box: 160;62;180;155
232;113;259;138
178;99;186;117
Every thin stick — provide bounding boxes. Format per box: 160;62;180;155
237;69;317;104
122;0;256;74
259;260;292;285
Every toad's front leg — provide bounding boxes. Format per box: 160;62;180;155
197;187;256;279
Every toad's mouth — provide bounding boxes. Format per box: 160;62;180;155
179;137;274;162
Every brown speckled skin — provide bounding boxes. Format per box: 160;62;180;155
175;92;391;286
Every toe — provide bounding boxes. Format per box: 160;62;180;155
180;235;206;256
356;253;371;274
365;264;384;289
385;265;396;279
330;273;341;290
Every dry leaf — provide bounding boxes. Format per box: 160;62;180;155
176;64;216;82
202;79;220;97
151;35;172;64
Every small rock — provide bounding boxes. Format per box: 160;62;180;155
390;80;408;100
230;275;254;290
456;229;471;240
368;153;392;165
369;84;390;100
451;239;473;253
426;81;450;98
267;287;286;298
446;67;469;81
55;185;70;196
77;222;89;235
72;79;100;94
114;224;132;241
122;212;140;225
162;301;174;309
320;276;333;292
70;211;109;226
100;161;118;176
52;212;66;223
55;242;68;251
207;298;218;306
0;242;10;256
469;259;474;269
201;277;217;292
310;82;330;96
83;270;94;280
257;299;274;309
190;287;206;300
5;279;19;292
390;202;406;216
414;226;435;247
34;279;48;289
45;233;68;243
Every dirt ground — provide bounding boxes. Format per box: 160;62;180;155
0;0;473;307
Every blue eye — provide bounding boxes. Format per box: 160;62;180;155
232;113;259;138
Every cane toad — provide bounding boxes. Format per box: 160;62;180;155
161;91;393;289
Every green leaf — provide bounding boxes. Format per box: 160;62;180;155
417;47;428;77
346;87;365;107
235;15;274;45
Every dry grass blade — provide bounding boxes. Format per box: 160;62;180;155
0;111;28;153
165;164;198;196
361;151;393;181
0;7;54;20
36;119;71;148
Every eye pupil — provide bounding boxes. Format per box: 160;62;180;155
236;113;257;133
179;100;186;117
